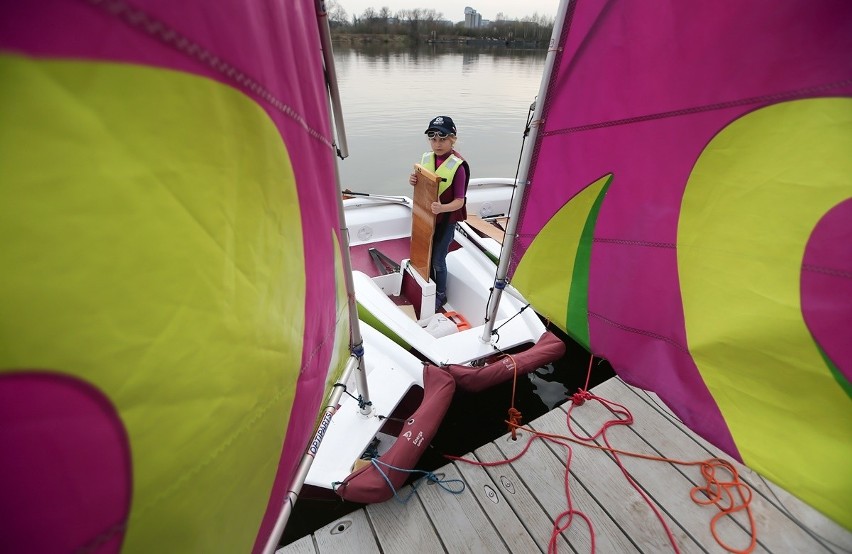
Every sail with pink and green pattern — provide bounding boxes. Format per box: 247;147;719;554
510;0;852;528
0;1;348;552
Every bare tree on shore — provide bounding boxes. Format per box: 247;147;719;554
328;2;553;46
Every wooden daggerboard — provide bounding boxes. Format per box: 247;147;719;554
410;163;441;281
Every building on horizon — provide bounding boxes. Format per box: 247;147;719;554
464;7;482;29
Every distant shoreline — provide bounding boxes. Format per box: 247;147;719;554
331;33;548;49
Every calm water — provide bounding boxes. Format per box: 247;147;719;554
333;44;548;195
282;44;614;546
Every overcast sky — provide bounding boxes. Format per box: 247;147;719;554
335;1;560;22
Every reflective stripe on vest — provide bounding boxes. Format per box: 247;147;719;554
420;151;463;195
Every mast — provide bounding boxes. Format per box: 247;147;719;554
318;0;349;159
262;3;369;551
315;0;367;403
481;0;572;342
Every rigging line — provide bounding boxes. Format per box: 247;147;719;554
482;286;495;326
492;303;532;335
621;378;843;553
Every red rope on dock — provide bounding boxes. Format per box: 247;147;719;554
447;353;757;554
445;432;595;553
505;353;522;440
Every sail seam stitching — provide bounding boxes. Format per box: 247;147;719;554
83;0;333;149
541;78;852;136
589;311;689;353
802;264;852;280
594;238;676;249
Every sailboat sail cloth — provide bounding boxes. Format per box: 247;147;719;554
0;1;348;552
510;0;852;527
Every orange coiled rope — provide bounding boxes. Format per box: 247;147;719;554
690;458;756;554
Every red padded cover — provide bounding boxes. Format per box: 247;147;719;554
444;331;566;392
335;364;455;503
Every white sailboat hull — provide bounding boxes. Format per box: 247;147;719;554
304;322;426;490
344;179;547;366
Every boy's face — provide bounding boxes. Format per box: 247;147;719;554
428;134;456;156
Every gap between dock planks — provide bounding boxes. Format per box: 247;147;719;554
279;377;852;554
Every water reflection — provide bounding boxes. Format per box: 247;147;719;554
332;44;547;195
529;363;571;409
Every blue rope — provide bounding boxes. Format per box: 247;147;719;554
370;458;466;503
357;395;372;411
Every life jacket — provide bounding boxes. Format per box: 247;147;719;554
420;151;466;195
420;151;470;224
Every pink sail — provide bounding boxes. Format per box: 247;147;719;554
0;1;342;551
509;0;852;528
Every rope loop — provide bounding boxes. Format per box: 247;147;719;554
571;389;592;405
690;458;757;554
507;407;523;439
370;458;466;504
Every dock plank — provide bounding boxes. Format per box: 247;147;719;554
489;429;639;553
472;441;573;553
276;534;315;554
365;490;444;552
312;509;380;553
415;463;510;552
453;449;542;553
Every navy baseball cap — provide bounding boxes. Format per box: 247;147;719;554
424;115;456;135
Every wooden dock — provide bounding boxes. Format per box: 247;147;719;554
279;377;851;553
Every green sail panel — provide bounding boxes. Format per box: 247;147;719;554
512;174;611;349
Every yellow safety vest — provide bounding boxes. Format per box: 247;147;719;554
420;152;464;195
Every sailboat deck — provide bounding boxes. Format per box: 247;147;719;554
279;376;850;553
